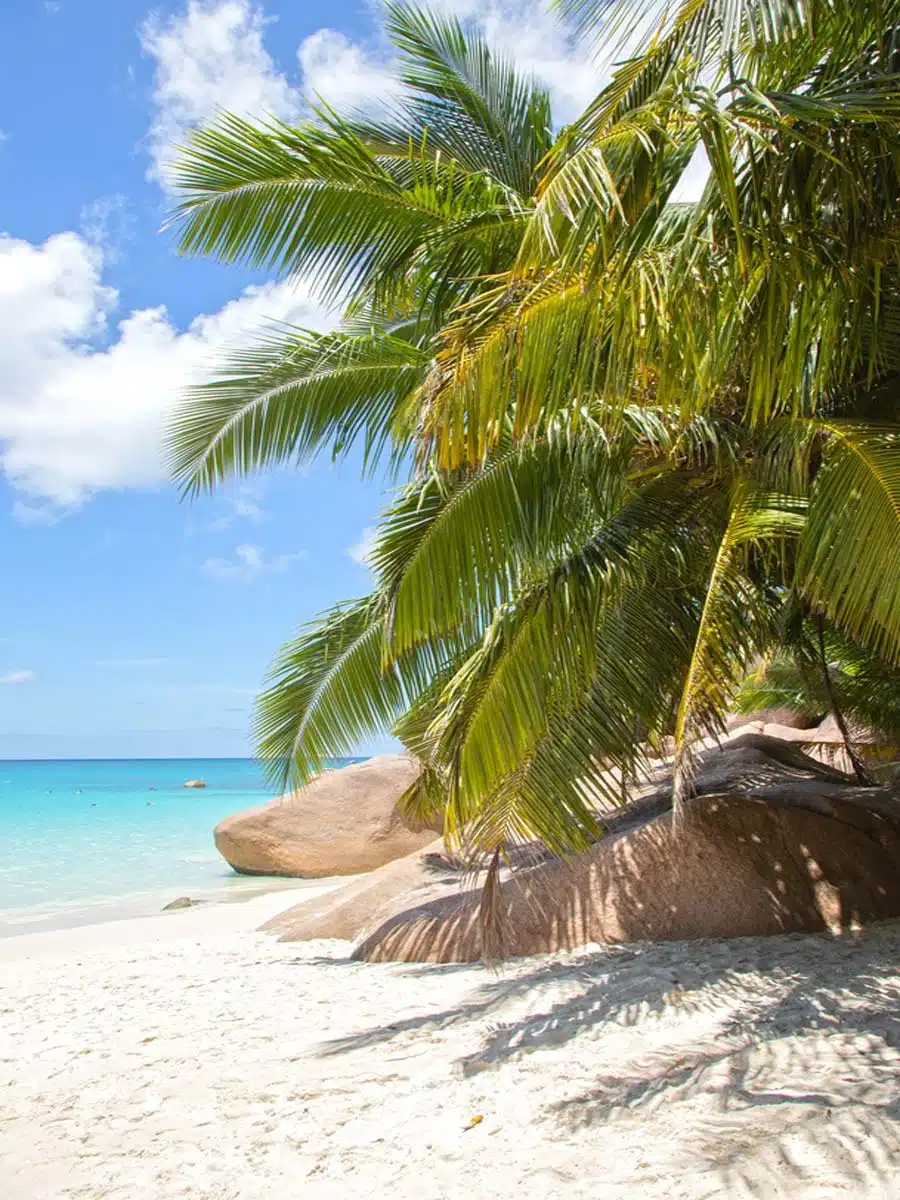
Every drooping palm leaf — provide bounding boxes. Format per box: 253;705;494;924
167;326;427;493
671;486;806;808
167;0;900;910
797;422;900;663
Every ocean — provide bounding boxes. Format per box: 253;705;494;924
0;757;363;934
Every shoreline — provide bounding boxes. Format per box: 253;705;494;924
0;875;349;954
0;755;369;938
0;881;345;963
0;865;362;941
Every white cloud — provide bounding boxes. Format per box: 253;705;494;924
296;2;603;123
233;486;265;521
79;194;135;261
432;0;604;122
669;144;712;204
140;0;400;187
348;526;377;567
0;670;37;685
0;230;328;507
201;542;305;582
141;0;302;185
197;483;267;532
141;0;606;196
11;500;63;526
297;28;400;111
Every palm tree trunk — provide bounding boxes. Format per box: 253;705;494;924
816;616;873;786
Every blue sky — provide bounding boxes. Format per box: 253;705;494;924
0;0;632;758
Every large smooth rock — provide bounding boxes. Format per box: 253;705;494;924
727;706;818;731
214;755;435;877
759;714;900;774
349;735;900;963
261;838;453;941
262;839;546;943
645;717;814;765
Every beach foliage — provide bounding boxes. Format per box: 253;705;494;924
167;0;900;858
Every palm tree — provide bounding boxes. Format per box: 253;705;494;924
166;0;900;867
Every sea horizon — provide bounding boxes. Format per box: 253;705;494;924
0;755;365;935
0;755;276;763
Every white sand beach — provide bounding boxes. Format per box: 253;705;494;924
3;890;900;1200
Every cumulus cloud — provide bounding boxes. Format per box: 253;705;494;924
430;0;605;122
139;1;400;188
297;28;400;110
141;0;608;190
140;0;302;184
201;542;305;582
0;231;328;507
0;670;37;685
347;526;377;567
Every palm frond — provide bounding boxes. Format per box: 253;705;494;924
254;597;395;790
166;326;427;493
671;486;805;809
380;423;621;654
168;108;509;309
381;2;554;195
798;421;900;663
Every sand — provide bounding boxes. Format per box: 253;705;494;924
3;891;900;1199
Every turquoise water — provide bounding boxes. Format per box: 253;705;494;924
0;757;362;931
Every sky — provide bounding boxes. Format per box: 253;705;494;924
0;0;689;759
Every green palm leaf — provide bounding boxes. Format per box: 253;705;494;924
381;2;554;195
671;486;806;809
167;326;427;493
167;0;900;937
254;597;394;789
798;422;900;663
380;424;618;654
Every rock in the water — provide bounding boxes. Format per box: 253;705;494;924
346;734;900;964
184;779;206;789
162;896;199;910
214;754;434;878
